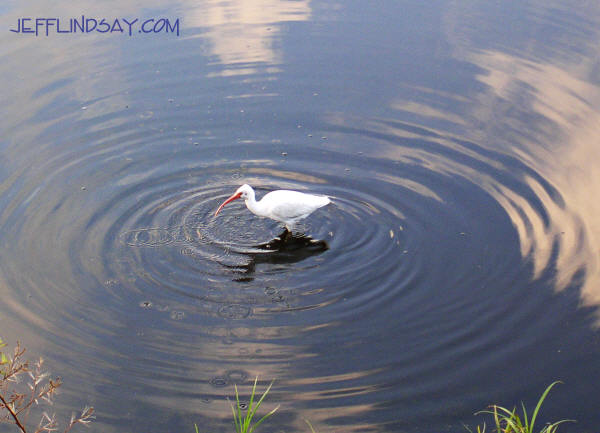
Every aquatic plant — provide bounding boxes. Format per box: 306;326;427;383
194;377;279;433
0;337;94;433
470;381;573;433
230;377;279;433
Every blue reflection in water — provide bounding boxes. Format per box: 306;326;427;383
0;0;599;432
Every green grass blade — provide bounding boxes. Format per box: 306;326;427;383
252;380;275;415
246;378;274;429
492;405;521;433
228;376;279;433
521;401;530;433
530;381;561;433
473;382;573;433
492;406;501;431
248;404;279;433
498;405;518;419
245;377;258;432
231;384;242;433
512;408;525;431
542;418;575;433
194;423;199;433
246;377;260;423
305;419;318;433
503;409;520;433
238;384;246;433
230;400;239;433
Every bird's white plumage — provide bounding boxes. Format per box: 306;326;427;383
215;184;330;229
258;190;330;220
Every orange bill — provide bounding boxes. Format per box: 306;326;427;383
214;192;242;216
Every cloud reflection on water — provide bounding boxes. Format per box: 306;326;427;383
469;48;600;319
185;0;311;75
437;0;600;324
343;0;600;325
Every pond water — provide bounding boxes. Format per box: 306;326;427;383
1;1;600;432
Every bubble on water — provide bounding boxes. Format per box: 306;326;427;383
172;227;192;243
226;369;249;384
218;304;251;319
209;377;228;388
120;228;173;247
271;295;285;303
170;310;185;320
181;247;195;256
139;301;153;309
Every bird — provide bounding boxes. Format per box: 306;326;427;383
214;184;331;230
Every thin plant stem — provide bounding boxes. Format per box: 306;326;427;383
0;393;27;433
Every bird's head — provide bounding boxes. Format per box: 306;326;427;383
214;184;253;216
236;184;253;200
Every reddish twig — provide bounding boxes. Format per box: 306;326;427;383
0;392;27;433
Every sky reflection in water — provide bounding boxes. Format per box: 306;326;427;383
1;1;600;433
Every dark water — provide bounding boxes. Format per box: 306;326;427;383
2;1;600;432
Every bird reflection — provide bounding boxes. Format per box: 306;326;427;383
223;229;329;280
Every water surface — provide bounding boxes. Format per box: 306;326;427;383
1;1;600;432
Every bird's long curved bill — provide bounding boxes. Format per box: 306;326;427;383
215;192;242;216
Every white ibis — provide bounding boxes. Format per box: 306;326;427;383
215;184;331;230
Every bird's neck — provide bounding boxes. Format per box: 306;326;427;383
244;190;266;217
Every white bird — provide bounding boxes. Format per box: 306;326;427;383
215;184;331;230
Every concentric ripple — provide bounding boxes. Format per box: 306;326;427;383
98;159;411;324
0;100;591;431
2;2;600;431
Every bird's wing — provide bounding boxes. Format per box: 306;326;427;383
270;201;316;220
262;190;328;220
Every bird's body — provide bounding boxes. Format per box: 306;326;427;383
215;184;330;229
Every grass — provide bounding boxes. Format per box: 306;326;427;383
230;377;279;433
0;337;94;433
195;377;279;433
195;379;574;433
470;381;574;433
2;337;578;433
